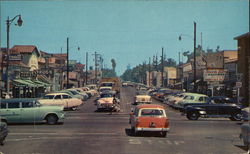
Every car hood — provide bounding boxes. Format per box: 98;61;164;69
98;97;113;104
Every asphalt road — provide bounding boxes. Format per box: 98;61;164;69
0;87;247;154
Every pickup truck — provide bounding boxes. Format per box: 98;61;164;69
184;98;242;121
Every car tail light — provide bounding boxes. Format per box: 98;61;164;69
165;119;169;128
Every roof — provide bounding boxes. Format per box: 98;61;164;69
136;104;165;109
234;32;250;40
11;45;38;54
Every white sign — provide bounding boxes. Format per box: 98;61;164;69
204;69;227;82
235;82;242;88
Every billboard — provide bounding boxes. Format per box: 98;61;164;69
203;69;227;82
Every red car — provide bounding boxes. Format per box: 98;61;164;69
129;104;169;137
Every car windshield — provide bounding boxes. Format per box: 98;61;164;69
100;93;113;98
43;95;54;99
140;109;164;116
184;95;195;100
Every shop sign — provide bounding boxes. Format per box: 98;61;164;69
9;54;22;61
20;70;53;78
204;69;227;82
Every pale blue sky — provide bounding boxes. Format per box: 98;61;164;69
0;0;249;75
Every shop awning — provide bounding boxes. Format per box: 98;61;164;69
13;79;37;87
33;79;51;87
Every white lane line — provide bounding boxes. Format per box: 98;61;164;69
129;139;141;145
166;140;172;145
66;116;129;119
9;132;118;135
146;139;152;144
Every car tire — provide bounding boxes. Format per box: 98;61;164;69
46;115;58;125
71;107;77;111
131;127;136;136
186;112;199;120
230;112;242;121
161;131;167;137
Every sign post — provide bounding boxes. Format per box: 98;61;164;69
235;82;242;104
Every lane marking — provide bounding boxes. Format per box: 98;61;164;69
146;139;152;144
166;140;172;145
129;139;141;145
9;132;118;136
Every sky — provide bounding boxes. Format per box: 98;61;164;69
0;0;249;75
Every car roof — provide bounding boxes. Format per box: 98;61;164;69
136;104;165;109
183;93;208;97
46;93;69;95
0;98;37;103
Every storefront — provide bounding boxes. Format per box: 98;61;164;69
12;78;50;98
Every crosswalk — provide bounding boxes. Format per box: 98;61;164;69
128;138;185;145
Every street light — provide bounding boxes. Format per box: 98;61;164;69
66;37;80;89
6;14;23;97
178;22;197;93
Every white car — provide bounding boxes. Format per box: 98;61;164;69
133;91;152;105
39;93;83;110
96;92;120;111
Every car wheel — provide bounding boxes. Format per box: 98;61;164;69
230;112;242;121
161;131;167;137
131;127;136;136
71;107;77;111
46;115;58;125
187;112;199;120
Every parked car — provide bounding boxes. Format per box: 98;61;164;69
167;93;186;108
184;98;242;121
176;93;209;111
133;90;152;105
61;89;87;101
129;104;169;137
39;93;83;110
0;122;8;145
0;98;64;125
240;123;250;151
96;91;120;111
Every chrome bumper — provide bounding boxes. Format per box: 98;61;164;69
135;127;170;132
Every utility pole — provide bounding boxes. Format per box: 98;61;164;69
67;37;69;89
148;57;151;87
161;47;164;87
94;51;97;84
178;52;181;65
85;52;88;85
193;22;197;93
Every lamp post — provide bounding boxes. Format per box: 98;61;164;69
66;37;80;89
178;22;197;93
6;15;23;97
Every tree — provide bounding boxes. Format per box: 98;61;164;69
111;59;116;71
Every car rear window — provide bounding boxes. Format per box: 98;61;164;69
8;102;20;109
43;95;54;99
140;109;164;116
0;102;7;109
22;102;34;108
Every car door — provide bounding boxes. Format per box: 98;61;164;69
205;100;220;115
6;102;21;123
62;94;71;108
20;101;41;123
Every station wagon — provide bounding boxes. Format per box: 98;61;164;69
0;98;64;125
129;104;169;137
